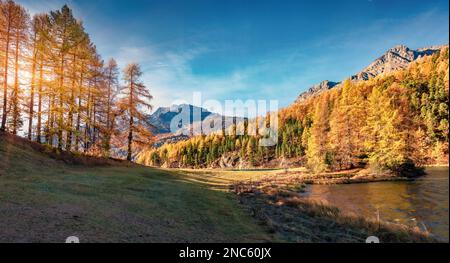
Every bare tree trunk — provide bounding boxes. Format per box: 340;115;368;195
84;80;91;152
75;62;84;152
28;31;38;140
127;116;133;161
57;21;67;149
46;92;55;146
127;75;134;161
1;16;11;132
57;52;65;150
66;53;77;151
91;76;97;146
93;97;97;146
105;68;112;153
36;58;43;143
12;30;20;135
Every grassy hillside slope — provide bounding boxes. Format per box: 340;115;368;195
0;132;271;242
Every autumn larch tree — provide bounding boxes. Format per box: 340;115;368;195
9;2;28;135
102;58;119;155
48;4;86;149
306;93;332;173
329;79;366;170
32;13;50;143
119;63;153;161
1;0;25;132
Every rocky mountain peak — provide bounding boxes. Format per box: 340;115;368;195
295;44;446;103
295;80;339;103
388;44;410;54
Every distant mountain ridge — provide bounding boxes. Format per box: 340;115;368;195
148;104;213;134
295;44;447;103
148;104;246;136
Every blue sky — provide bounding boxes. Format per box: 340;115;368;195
18;0;449;113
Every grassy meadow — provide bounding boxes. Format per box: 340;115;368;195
0;133;437;243
0;133;271;242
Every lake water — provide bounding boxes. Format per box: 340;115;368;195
301;167;449;241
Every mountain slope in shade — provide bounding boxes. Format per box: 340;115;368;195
295;80;339;103
148;104;246;136
177;113;247;136
295;44;447;103
148;104;213;134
